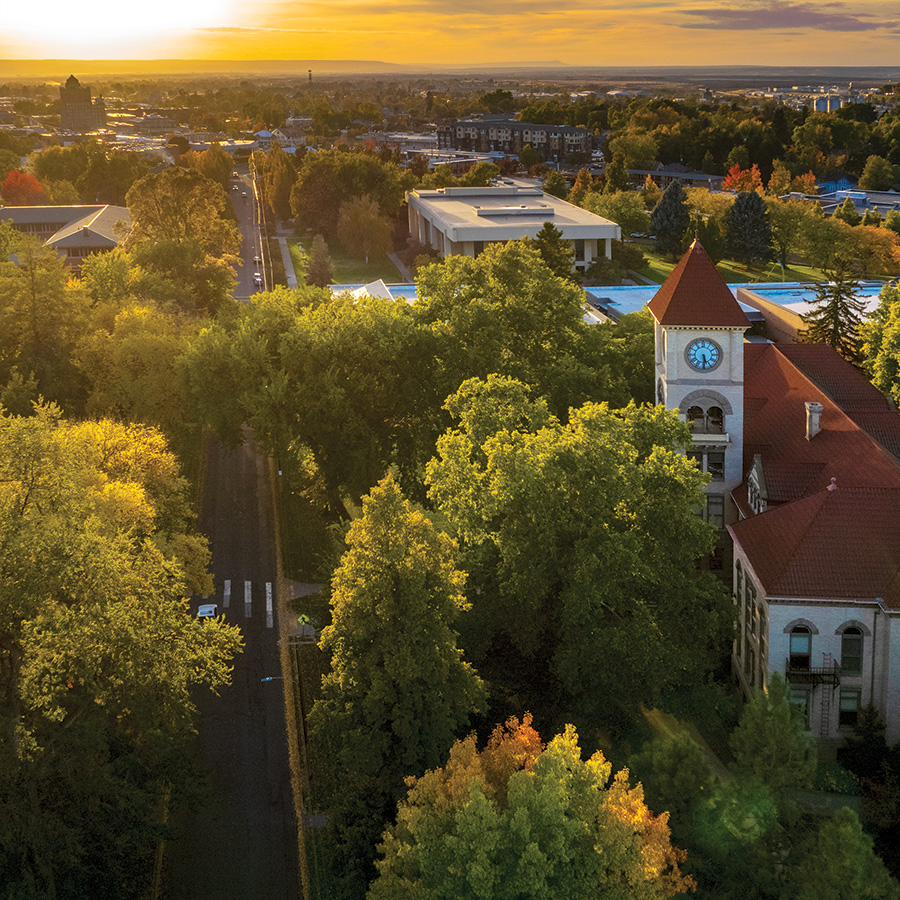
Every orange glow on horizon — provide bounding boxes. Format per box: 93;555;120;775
0;0;896;67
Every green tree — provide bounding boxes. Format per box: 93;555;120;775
0;407;241;896
799;265;866;360
785;808;900;900
608;130;658;169
604;153;630;193
860;282;900;405
887;210;900;239
584;190;650;238
305;233;335;286
695;214;726;264
862;207;883;228
629;730;713;836
461;160;500;187
650;181;691;258
0;234;91;408
182;141;232;188
263;141;296;221
369;718;693;900
767;159;794;196
290;149;412;236
541;168;568;199
520;143;541;169
834;196;862;227
337;194;393;264
413;241;601;415
726;191;772;267
125;166;241;314
426;378;730;726
729;673;816;798
530;220;575;279
859;154;898;191
309;474;484;897
568;167;595;206
767;197;815;268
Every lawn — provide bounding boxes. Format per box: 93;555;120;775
289;235;402;286
633;242;829;285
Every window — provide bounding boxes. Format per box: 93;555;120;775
574;239;585;261
473;241;484;257
841;627;862;676
839;689;861;728
791;687;811;728
707;406;724;434
688;449;726;482
735;562;743;603
789;625;811;670
706;494;724;528
685;404;726;434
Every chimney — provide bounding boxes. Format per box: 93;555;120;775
805;401;823;440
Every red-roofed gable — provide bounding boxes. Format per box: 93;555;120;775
648;240;751;328
740;344;900;497
729;487;900;608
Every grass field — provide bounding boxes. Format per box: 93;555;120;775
633;242;829;285
289;235;402;286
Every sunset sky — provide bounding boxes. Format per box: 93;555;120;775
1;0;897;67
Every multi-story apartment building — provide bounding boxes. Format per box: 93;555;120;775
437;117;591;162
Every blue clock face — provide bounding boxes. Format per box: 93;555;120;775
687;339;721;371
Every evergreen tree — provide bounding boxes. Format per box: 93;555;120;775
695;214;726;264
531;220;576;280
305;233;335;286
834;196;862;227
650;181;691;258
729;673;816;799
862;207;883;227
800;265;865;361
725;190;772;267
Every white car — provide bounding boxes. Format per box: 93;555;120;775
253;273;263;287
197;603;218;618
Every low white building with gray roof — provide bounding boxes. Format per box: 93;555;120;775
406;182;620;273
1;204;131;269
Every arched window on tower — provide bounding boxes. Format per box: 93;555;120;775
707;406;724;433
687;406;705;429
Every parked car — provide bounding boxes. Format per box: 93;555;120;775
253;273;263;286
197;603;218;618
253;255;261;265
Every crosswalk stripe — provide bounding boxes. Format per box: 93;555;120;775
244;580;252;618
223;579;231;609
266;582;273;629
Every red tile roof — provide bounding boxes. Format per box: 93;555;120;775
731;342;900;608
647;240;751;328
729;487;900;608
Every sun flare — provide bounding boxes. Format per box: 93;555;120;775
2;0;240;58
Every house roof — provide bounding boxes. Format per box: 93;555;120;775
647;240;751;328
731;342;900;607
728;486;900;608
740;343;900;494
47;205;130;248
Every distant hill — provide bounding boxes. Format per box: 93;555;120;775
0;59;406;78
0;60;896;88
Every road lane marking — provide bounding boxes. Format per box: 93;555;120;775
245;580;252;618
223;579;231;609
266;582;273;629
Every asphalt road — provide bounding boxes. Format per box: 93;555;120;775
231;173;263;300
162;432;300;899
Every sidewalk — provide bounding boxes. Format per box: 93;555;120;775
389;252;415;283
278;237;299;288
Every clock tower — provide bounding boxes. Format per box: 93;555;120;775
648;240;751;527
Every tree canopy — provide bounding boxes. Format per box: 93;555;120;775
650;182;691;258
369;716;693;900
426;377;731;726
0;406;241;895
308;474;484;896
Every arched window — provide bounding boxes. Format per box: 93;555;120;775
687;406;705;429
707;406;724;434
841;627;862;676
789;625;811;670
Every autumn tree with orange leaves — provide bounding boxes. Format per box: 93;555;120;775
722;163;765;195
369;715;693;900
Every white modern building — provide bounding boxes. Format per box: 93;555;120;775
406;183;620;273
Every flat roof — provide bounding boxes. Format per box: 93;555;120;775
407;184;620;244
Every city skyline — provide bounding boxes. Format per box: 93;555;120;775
1;0;897;69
